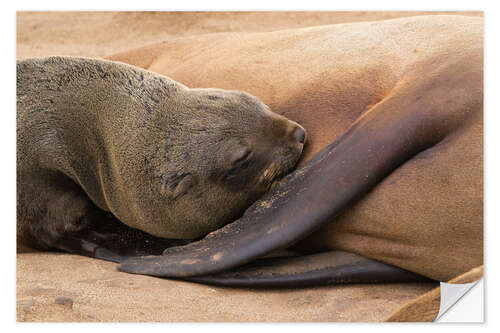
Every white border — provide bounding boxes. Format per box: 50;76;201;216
4;0;499;331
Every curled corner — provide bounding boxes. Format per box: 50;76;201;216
384;266;483;322
434;279;484;322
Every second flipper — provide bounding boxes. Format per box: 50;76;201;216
184;251;433;288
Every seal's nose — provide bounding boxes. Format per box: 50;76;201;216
293;126;306;144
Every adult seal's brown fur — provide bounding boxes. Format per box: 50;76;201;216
110;15;482;284
17;56;305;258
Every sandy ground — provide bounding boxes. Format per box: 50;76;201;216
17;253;436;322
16;11;481;59
16;11;481;322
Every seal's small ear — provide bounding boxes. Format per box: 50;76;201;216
173;174;196;199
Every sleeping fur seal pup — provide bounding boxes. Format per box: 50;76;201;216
17;56;306;259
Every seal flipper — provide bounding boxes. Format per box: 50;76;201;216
184;251;433;288
119;80;458;278
55;212;191;263
57;234;126;263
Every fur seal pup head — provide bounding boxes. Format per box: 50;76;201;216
17;56;306;243
145;87;307;238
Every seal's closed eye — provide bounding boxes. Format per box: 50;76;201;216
231;146;252;166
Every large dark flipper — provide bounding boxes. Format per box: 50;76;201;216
119;80;454;278
185;251;434;288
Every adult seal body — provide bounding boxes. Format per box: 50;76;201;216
17;56;306;258
111;15;483;284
